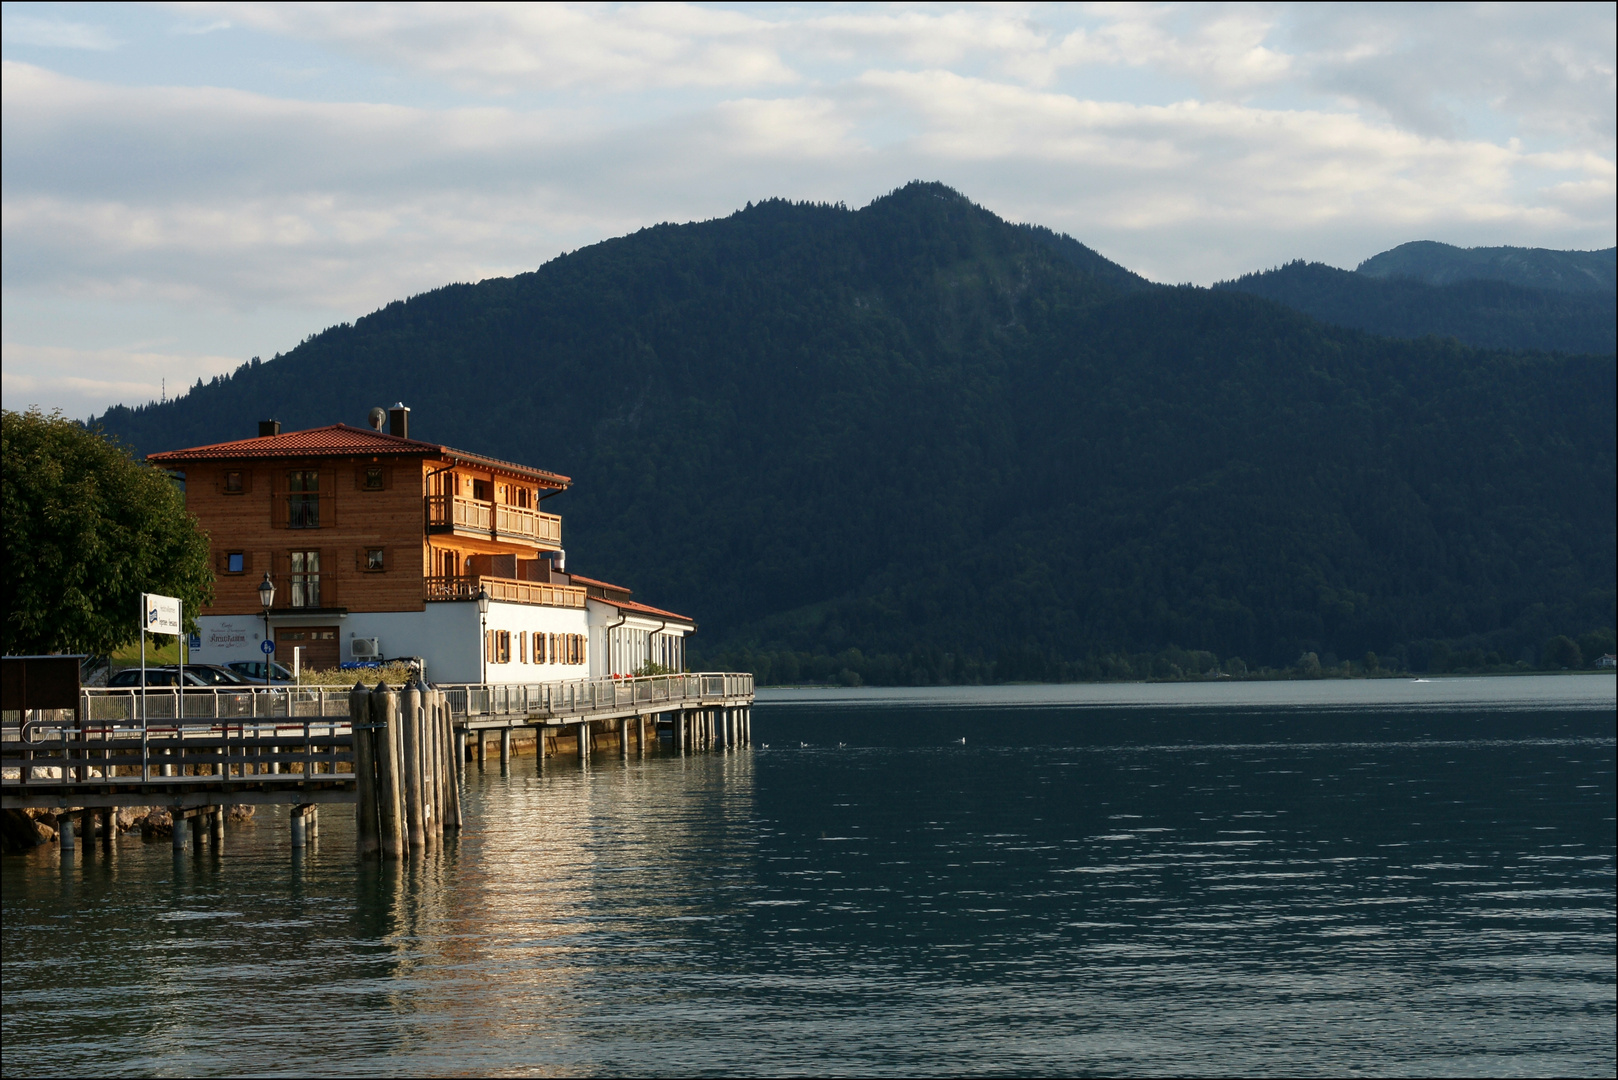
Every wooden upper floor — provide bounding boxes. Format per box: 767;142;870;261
148;415;577;616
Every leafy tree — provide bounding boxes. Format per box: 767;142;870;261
2;409;213;655
1541;635;1583;669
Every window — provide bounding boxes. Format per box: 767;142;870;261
290;550;320;607
365;548;385;571
287;470;319;528
494;630;511;664
472;479;491;501
362;466;385;490
226;552;245;574
223;470;244;493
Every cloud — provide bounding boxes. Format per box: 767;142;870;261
0;14;121;51
0;342;243;420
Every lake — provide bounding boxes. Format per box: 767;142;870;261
3;675;1613;1077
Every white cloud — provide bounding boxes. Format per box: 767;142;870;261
0;14;121;51
1;342;242;420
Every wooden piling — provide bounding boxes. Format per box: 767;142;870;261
446;709;464;832
428;690;444;839
402;682;427;853
371;682;405;859
351;681;380;856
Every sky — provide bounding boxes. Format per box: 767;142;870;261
3;2;1614;421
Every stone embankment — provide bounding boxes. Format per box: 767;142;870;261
0;805;255;853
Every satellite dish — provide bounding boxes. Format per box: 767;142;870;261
368;407;386;431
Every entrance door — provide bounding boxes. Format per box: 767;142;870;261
275;626;341;673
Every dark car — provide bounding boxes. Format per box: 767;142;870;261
183;664;254;687
226;660;296;684
108;666;211;688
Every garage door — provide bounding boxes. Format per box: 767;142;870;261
275;626;341;673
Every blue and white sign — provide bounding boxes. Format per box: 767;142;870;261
261;638;276;655
142;593;181;636
188;632;201;650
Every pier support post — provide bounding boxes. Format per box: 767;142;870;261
430;691;445;839
402;682;427;853
101;807;114;848
59;814;75;851
210;808;224;846
446;714;465;833
170;809;184;851
190;813;204;850
675;712;686;753
80;808;95;849
577;722;590;763
476;731;487;771
619;719;629;759
637;716;647;757
371;683;405;859
500;727;512;771
352;681;379;857
290;806;306;849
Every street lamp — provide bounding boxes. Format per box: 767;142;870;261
258;572;276;688
476;587;491;687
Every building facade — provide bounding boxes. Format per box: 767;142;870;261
148;406;693;683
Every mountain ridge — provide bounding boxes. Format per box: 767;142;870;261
86;182;1616;679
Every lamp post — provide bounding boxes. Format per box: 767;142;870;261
476;587;491;689
258;572;276;688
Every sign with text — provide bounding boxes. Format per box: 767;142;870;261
142;593;181;636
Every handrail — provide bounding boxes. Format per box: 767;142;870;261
437;671;754;720
424;575;586;608
426;494;561;545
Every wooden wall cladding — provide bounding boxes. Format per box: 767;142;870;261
187;458;431;616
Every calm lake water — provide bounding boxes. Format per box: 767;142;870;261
3;675;1614;1077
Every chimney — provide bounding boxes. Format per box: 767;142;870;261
259;420;281;437
388;403;410;439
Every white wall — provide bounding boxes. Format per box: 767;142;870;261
585;599;691;677
193;600;591;685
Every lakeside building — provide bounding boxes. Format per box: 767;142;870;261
147;405;693;682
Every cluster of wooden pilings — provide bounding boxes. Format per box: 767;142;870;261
349;680;461;858
673;706;751;751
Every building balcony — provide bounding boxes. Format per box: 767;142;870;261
426;494;561;548
425;575;586;609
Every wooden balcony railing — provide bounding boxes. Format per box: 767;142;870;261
426;495;561;547
425;575;586;609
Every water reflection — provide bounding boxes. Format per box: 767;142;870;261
3;699;1612;1077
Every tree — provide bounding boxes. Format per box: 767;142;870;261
1541;635;1583;670
2;409;213;655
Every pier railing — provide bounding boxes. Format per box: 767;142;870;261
440;672;753;721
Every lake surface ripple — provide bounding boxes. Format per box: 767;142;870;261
3;676;1613;1077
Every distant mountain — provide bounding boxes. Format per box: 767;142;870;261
90;183;1615;681
1215;260;1615;355
1358;241;1616;293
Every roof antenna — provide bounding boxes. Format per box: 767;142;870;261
368;407;386;432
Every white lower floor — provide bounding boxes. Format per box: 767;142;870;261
193;598;690;684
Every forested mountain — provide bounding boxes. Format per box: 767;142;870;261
1358;240;1615;293
1215;260;1615;354
91;183;1616;681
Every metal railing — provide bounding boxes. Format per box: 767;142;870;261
441;672;754;720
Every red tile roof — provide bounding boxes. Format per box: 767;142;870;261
148;424;569;486
591;595;694;625
567;573;631;594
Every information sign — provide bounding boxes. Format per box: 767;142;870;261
142;593;181;636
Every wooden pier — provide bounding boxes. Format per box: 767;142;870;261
1;672;754;854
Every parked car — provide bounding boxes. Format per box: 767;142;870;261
107;666;211;689
226;660;296;684
183;664;254;687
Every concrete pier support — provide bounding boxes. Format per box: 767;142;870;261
210;809;224;846
171;809;184;851
637;716;647;757
619;719;630;759
59;814;75;851
577;722;590;763
500;728;512;770
190;813;204;850
100;808;114;848
290;807;306;849
476;732;487;771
